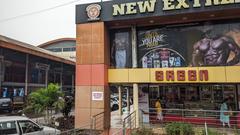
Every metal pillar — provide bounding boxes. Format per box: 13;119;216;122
118;86;123;115
60;73;62;91
132;25;139;127
133;84;139;128
132;26;137;68
25;54;29;95
45;69;49;88
126;87;130;113
0;59;2;90
72;74;74;94
60;64;63;91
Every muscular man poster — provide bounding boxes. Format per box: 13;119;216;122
110;21;240;68
192;28;240;66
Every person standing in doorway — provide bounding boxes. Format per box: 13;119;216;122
155;97;163;122
220;98;230;127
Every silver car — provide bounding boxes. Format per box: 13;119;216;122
0;116;60;135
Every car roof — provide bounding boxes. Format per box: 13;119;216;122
0;116;29;122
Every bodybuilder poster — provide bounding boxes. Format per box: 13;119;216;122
138;22;240;68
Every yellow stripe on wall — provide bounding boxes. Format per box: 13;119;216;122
108;66;240;83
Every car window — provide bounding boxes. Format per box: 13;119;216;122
0;121;18;135
18;120;41;133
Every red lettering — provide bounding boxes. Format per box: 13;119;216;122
155;71;164;81
188;70;197;81
166;70;174;81
177;70;185;81
155;69;209;82
199;70;209;81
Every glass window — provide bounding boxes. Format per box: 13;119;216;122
29;68;45;84
110;30;132;68
48;48;62;52
4;63;25;83
0;121;17;134
63;47;76;52
137;21;240;68
72;47;76;51
18;120;41;133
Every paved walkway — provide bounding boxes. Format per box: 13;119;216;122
31;109;75;125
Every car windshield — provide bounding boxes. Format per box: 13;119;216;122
18;120;41;133
0;121;17;135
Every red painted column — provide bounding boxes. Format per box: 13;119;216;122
75;22;110;132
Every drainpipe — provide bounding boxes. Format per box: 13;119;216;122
25;54;29;95
45;68;49;88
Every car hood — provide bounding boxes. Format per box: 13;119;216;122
42;126;61;134
0;98;11;104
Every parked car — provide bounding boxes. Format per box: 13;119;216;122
0;116;60;135
0;98;12;113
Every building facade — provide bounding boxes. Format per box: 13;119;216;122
75;0;240;130
39;38;76;61
0;35;75;101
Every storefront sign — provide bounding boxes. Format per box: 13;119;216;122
113;0;156;16
155;70;209;81
113;0;240;16
92;91;104;101
76;0;240;24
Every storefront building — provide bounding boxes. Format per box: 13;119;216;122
75;0;240;130
38;38;76;61
0;35;75;104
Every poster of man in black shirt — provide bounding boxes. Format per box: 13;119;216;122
111;31;131;68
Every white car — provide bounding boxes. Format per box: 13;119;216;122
0;116;60;135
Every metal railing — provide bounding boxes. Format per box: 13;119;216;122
140;108;240;129
59;111;105;135
123;111;136;135
91;111;105;131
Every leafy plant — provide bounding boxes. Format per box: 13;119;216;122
201;128;222;135
131;127;154;135
25;83;64;124
166;122;194;135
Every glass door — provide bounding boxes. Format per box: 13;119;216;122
149;85;159;110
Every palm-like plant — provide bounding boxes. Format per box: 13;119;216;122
26;83;64;124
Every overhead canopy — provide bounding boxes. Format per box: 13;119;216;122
0;35;75;65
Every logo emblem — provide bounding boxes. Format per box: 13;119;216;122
86;4;101;21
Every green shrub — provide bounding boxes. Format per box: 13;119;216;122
166;122;194;135
131;127;154;135
201;128;221;135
